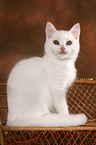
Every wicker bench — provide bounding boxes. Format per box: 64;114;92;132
0;79;96;145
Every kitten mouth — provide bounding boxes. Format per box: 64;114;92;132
59;51;67;55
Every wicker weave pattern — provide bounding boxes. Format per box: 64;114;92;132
0;84;7;124
0;80;96;124
67;81;96;121
2;130;96;145
0;80;96;145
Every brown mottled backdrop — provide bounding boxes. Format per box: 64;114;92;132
0;0;96;82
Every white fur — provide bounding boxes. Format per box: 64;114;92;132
7;22;87;127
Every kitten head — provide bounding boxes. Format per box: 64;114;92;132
44;22;80;62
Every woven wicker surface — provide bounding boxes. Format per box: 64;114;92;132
1;129;96;145
0;79;96;145
67;79;96;122
0;122;95;131
0;79;96;124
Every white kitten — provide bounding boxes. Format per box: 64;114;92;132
7;22;87;127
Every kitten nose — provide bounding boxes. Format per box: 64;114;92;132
60;47;65;52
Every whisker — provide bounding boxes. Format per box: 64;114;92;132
78;52;88;64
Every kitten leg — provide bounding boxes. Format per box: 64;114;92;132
51;88;69;114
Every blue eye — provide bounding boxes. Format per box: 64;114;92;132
66;41;72;45
53;40;60;45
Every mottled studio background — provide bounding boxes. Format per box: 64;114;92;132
0;0;96;82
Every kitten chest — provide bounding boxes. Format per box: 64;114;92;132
46;61;76;89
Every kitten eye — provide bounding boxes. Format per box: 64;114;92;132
66;41;72;45
53;40;60;45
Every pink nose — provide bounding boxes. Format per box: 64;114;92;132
60;47;65;52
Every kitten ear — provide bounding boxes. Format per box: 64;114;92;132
45;22;57;39
70;23;80;40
